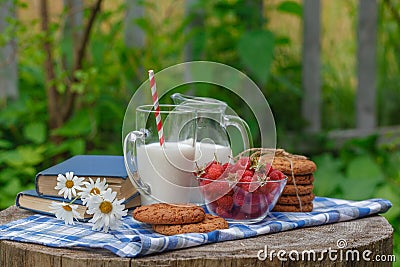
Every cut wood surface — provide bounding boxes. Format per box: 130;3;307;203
0;206;394;267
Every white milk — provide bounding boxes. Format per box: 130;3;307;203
136;142;202;205
195;143;233;166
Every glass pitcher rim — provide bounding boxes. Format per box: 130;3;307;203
171;93;228;107
136;104;195;114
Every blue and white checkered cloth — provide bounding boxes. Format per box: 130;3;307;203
0;197;391;258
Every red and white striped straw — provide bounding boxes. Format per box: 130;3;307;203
148;70;164;146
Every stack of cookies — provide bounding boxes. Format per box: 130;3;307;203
264;149;317;212
133;203;228;235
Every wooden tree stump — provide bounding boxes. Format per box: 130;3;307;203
0;206;394;267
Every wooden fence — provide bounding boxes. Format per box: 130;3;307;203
302;0;378;133
0;0;385;138
0;0;18;101
301;0;400;146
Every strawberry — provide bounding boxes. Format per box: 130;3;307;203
224;163;236;173
226;189;234;196
198;177;212;186
266;191;278;205
265;163;274;175
204;160;217;171
206;200;218;211
204;180;230;200
248;192;264;206
238;175;259;192
255;183;272;194
237;169;254;179
233;190;245;206
239;175;253;183
232;207;246;220
215;206;232;218
216;195;233;211
269;170;285;180
245;205;268;216
209;165;224;179
255;180;282;195
222;162;230;170
195;160;220;178
201;162;224;180
235;157;251;170
238;175;252;191
237;193;267;214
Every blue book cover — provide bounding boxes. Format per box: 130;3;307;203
35;155;138;200
37;155;128;179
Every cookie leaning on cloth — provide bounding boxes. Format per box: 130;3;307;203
133;203;228;235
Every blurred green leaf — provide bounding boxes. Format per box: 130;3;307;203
60;33;73;70
0;100;27;128
23;122;47;144
1;146;45;168
16;1;29;8
91;39;106;66
190;30;206;60
374;184;400;222
69;139;86;155
275;36;291;46
57;83;67;94
237;30;275;85
277;1;303;16
0;179;22;209
340;135;379;161
313;153;344;197
45;142;73;157
341;156;384;200
346;156;384;181
0;168;20;183
0;139;13;149
51;111;93;137
74;70;87;81
71;82;85;93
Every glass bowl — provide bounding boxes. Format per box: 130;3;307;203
197;176;287;224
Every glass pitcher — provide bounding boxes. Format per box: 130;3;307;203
123;104;201;205
171;93;252;166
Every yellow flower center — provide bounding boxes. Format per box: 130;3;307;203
62;205;72;212
65;180;74;188
99;201;113;214
90;187;101;195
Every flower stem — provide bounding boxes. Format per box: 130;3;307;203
69;195;80;205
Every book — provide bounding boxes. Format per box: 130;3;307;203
35;155;137;201
16;189;141;220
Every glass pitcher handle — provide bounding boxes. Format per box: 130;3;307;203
123;131;151;195
224;115;253;151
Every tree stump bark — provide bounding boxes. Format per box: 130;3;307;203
0;206;394;267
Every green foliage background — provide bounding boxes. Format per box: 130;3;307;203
0;0;399;263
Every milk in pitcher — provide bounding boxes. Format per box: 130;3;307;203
136;142;199;205
195;142;232;166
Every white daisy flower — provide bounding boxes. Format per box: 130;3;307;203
79;177;108;205
49;201;82;225
86;188;127;233
55;171;85;200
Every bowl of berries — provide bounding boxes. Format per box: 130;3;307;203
196;153;287;223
